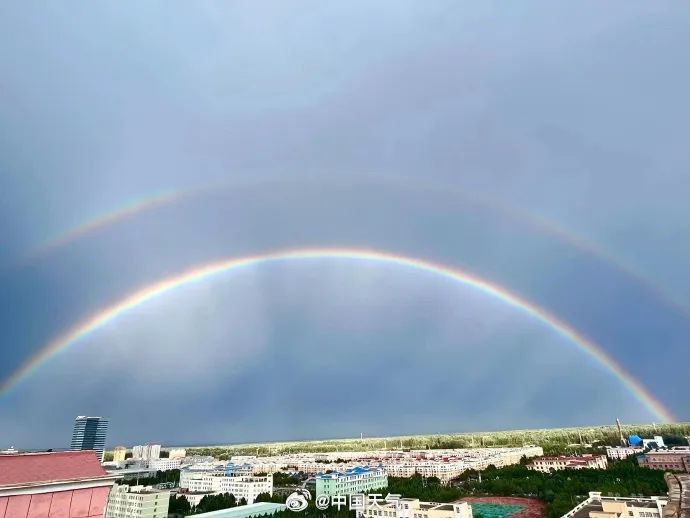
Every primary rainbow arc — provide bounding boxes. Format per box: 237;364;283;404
0;247;675;422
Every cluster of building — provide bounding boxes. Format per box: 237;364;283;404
13;413;690;518
602;433;690;473
5;444;690;518
0;450;281;518
109;443;187;472
215;446;542;484
528;454;608;472
605;436;668;460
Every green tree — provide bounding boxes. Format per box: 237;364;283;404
169;495;191;516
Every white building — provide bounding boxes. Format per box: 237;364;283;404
380;446;542;483
105;484;170;518
559;491;666;518
179;471;273;505
605;446;644;460
169;448;187;459
643;436;666;449
359;498;472;518
148;458;182;471
528;455;608;472
133;445;161;461
317;466;388;497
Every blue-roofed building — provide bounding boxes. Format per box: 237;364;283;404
316;465;387;497
226;463;255;477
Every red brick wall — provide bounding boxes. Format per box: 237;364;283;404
0;487;112;518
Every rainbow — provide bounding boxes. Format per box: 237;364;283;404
19;174;690;319
0;246;675;422
21;190;182;262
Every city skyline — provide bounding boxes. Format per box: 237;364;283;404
2;1;690;446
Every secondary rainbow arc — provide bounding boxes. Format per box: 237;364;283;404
0;247;675;422
20;174;690;319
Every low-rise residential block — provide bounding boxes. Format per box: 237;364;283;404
179;470;272;504
528;454;607;472
605;446;644;460
637;448;690;472
317;466;388;497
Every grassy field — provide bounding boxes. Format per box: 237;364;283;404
171;422;690;458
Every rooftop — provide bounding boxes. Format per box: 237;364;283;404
317;465;384;479
566;495;665;518
192;503;287;518
0;451;112;487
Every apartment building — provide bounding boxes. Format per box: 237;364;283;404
179;471;272;504
317;466;388;497
359;498;472;518
408;462;467;483
379;446;542;483
605;447;644;460
528;455;608;472
637;449;690;472
105;485;170;518
559;492;666;518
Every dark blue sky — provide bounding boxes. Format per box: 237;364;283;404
1;1;689;448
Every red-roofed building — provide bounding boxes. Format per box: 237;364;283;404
0;451;119;518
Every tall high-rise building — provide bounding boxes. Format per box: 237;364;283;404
71;416;109;462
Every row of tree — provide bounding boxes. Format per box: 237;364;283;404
169;491;286;516
170;493;249;516
184;423;690;457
